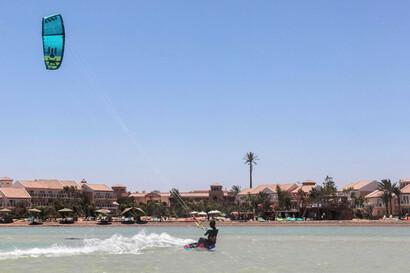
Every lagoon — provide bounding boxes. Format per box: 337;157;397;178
0;226;409;273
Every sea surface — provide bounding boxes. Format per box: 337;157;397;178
0;225;409;273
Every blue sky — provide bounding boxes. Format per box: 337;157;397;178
1;1;410;191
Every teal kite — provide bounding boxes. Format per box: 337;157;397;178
42;14;65;70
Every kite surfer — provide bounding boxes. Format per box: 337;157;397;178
185;220;218;250
169;189;219;251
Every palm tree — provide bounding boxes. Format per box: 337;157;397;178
308;186;324;220
256;192;271;218
296;188;306;213
392;182;402;218
244;152;259;189
378;179;393;216
244;193;258;219
381;191;389;217
229;185;241;200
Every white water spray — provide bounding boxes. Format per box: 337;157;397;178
0;232;194;260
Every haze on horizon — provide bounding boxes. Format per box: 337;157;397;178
1;1;410;192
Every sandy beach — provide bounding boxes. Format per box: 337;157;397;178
2;219;410;227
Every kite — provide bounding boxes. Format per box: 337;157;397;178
42;14;65;70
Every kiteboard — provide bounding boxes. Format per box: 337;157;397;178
184;243;215;251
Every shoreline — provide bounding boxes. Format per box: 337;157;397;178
2;220;410;227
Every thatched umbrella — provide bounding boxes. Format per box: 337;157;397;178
58;208;73;213
0;208;13;223
121;207;145;215
96;209;111;215
208;210;221;215
121;207;132;215
58;208;74;218
135;208;145;215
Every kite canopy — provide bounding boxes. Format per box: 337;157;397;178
42;14;65;70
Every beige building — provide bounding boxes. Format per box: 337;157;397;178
237;183;299;205
14;179;80;207
129;184;229;207
291;180;317;195
112;184;128;200
399;184;410;215
130;191;171;206
399;179;410;189
178;183;229;203
0;177;13;187
81;181;116;210
365;190;399;217
291;180;317;208
342;180;379;198
0;187;31;208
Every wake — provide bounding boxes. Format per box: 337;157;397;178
0;232;194;260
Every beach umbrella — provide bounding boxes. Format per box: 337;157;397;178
96;209;111;214
58;208;73;213
197;211;207;216
208;210;221;215
190;211;198;215
121;207;145;215
121;207;132;215
112;201;119;206
0;208;12;213
28;208;42;213
135;208;145;215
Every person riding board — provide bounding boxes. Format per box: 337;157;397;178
196;220;218;249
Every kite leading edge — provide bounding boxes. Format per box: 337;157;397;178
42;14;65;70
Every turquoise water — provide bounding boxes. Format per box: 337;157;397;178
0;226;409;273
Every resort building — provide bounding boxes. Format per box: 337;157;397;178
14;179;81;207
291;180;317;208
364;190;399;217
291;180;317;195
112;184;128;200
399;179;410;189
179;191;210;202
208;183;227;202
80;180;117;210
237;183;299;205
129;184;229;207
0;177;13;187
399;184;410;215
130;191;171;206
342;180;379;198
0;187;32;208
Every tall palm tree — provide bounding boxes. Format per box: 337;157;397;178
378;179;393;216
392;182;402;218
381;191;389;216
244;152;259;189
